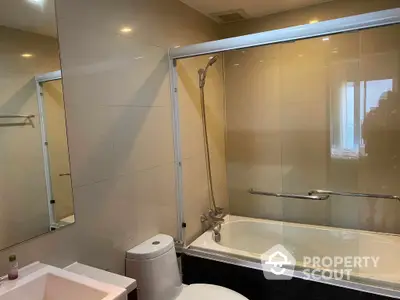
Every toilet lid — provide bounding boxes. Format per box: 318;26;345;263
176;284;248;300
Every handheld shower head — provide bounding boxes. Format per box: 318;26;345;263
207;55;219;67
199;55;219;88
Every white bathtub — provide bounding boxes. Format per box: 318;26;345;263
189;215;400;288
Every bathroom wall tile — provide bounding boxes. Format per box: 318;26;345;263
112;106;175;175
0;0;220;275
177;56;225;159
228;162;284;219
225;44;283;221
178;93;206;159
65;162;177;273
182;154;211;243
66;105;117;187
61;45;170;108
280;101;329;193
68;105;175;186
224;10;400;233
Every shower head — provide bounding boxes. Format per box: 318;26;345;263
199;55;219;88
207;55;219;68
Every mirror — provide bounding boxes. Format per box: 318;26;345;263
0;0;75;249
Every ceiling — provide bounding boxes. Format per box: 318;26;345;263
0;0;57;37
180;0;333;22
0;0;333;37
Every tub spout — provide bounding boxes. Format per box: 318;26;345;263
201;209;224;243
213;230;221;243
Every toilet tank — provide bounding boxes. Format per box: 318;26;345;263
126;234;182;300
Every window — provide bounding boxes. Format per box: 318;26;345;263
331;79;393;158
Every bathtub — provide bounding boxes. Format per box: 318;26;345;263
188;215;400;294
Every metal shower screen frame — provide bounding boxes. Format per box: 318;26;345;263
168;8;400;245
35;70;62;229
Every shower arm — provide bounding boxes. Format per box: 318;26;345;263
308;189;400;202
249;189;330;201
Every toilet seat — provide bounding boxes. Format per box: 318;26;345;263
176;284;248;300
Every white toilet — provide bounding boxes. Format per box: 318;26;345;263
126;234;248;300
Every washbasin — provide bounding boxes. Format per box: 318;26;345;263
0;266;126;300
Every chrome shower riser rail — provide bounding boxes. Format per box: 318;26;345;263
249;189;330;201
309;190;400;201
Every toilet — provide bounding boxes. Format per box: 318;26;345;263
125;234;248;300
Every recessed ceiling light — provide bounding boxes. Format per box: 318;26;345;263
26;0;45;8
174;45;181;49
21;53;33;58
120;27;132;33
322;37;330;41
309;19;319;24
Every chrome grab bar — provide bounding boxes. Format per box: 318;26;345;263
249;189;330;201
0;114;35;119
59;173;71;177
308;189;400;202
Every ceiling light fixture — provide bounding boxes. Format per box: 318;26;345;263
322;37;330;41
21;53;33;58
120;27;132;33
26;0;45;9
309;19;319;24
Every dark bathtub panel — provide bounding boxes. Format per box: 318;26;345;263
182;254;394;300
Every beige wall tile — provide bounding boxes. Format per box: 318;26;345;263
0;0;220;275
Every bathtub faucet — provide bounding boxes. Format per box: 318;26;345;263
200;209;225;243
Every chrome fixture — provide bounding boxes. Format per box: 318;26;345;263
198;55;223;216
198;55;219;89
201;209;224;242
249;189;330;200
0;114;35;119
59;173;71;177
308;189;400;202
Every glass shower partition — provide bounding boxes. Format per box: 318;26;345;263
170;8;400;293
175;53;228;244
